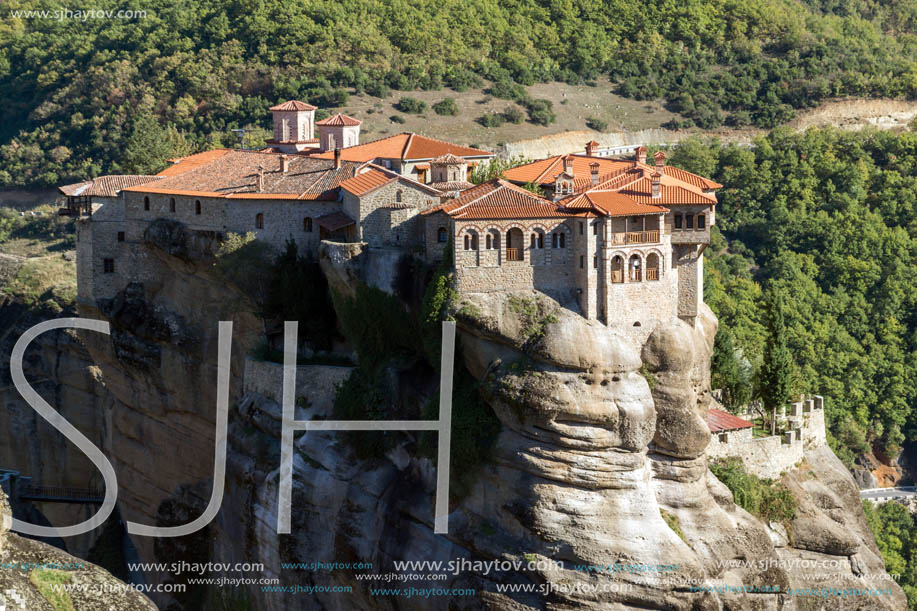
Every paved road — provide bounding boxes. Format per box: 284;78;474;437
860;487;917;501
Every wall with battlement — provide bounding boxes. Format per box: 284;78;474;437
707;396;827;479
242;358;353;413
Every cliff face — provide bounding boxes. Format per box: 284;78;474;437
0;233;906;610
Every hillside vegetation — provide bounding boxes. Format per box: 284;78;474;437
5;0;917;187
667;128;916;463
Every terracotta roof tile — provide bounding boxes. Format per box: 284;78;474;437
123;150;362;200
563;192;669;217
311;133;492;163
315;113;362;126
429;180;585;220
159;149;233;177
428;180;474;193
58;175;163;197
316;212;355;231
269;100;317;111
339;168;396;196
431;153;466;164
707;408;754;433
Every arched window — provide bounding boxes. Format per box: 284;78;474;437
143;196;150;211
646;252;660;281
464;235;470;250
531;232;544;249
531;234;536;249
487;234;493;249
395;190;402;203
256;213;264;229
304;217;313;232
169;197;176;213
437;227;447;243
629;254;642;282
195;200;201;215
559;233;566;248
611;255;624;283
552;233;558;248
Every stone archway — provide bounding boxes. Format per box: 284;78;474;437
506;227;524;261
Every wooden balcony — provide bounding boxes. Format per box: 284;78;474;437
506;248;523;261
646;268;659;281
628;269;642;282
611;230;660;245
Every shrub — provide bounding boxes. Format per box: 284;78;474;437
489;78;527;101
395;96;427;114
390;114;406;124
432;97;459;116
523;98;556;126
709;458;797;523
586;117;607;131
477;113;505;128
502;106;524;124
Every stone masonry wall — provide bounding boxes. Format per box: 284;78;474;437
707;397;827;478
242;358;353;412
348;180;438;249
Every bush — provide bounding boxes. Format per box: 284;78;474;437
477;113;505;128
390;114;406;124
523;98;556;126
586;117;607;131
395;96;427;114
432;97;459;116
489;78;527;101
710;458;796;523
502;106;524;124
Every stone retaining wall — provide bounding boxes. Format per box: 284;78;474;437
242;358;353;412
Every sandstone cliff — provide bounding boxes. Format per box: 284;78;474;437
0;230;906;610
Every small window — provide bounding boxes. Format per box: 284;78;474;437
395;190;402;203
593;223;598;235
437;227;447;243
103;258;114;273
170;197;176;213
560;233;566;248
552;233;558;248
530;234;536;249
579;222;583;235
195;200;201;215
464;235;470;250
304;217;313;232
697;214;705;229
593;255;597;269
143;196;150;211
579;255;584;269
256;213;264;229
686;214;694;229
488;234;494;249
674;213;682;229
117;231;125;242
538;234;544;248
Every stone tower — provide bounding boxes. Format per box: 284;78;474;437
430;153;467;183
267;100;318;153
316;113;362;152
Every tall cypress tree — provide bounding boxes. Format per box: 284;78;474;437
759;287;793;435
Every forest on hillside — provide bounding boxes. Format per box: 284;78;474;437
665;128;917;466
5;0;917;187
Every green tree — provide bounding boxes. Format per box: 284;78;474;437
122;112;172;175
432;98;458;116
758;287;794;435
712;327;752;413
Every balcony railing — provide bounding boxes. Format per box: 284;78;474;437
506;248;523;261
646;268;659;281
629;269;641;282
611;230;660;245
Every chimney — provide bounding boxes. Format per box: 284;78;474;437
257;165;264;192
590;162;600;186
334;147;342;169
651;171;661;198
653;150;666;174
562;155;573;175
585;140;599;156
636;146;648;164
280;155;291;174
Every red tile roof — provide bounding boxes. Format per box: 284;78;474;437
315;113;362;126
269;100;317;111
339;167;395;196
311;133;493;163
564;191;669;216
707;408;754;433
58;175;163;197
427;180;586;220
123;150;363;200
432;153;466;164
316;212;355;231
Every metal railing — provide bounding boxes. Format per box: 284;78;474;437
19;484;106;504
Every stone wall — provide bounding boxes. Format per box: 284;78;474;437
707;397;827;478
242;358;353;412
345;180;438;249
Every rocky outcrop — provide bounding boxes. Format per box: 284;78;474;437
0;489;155;610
